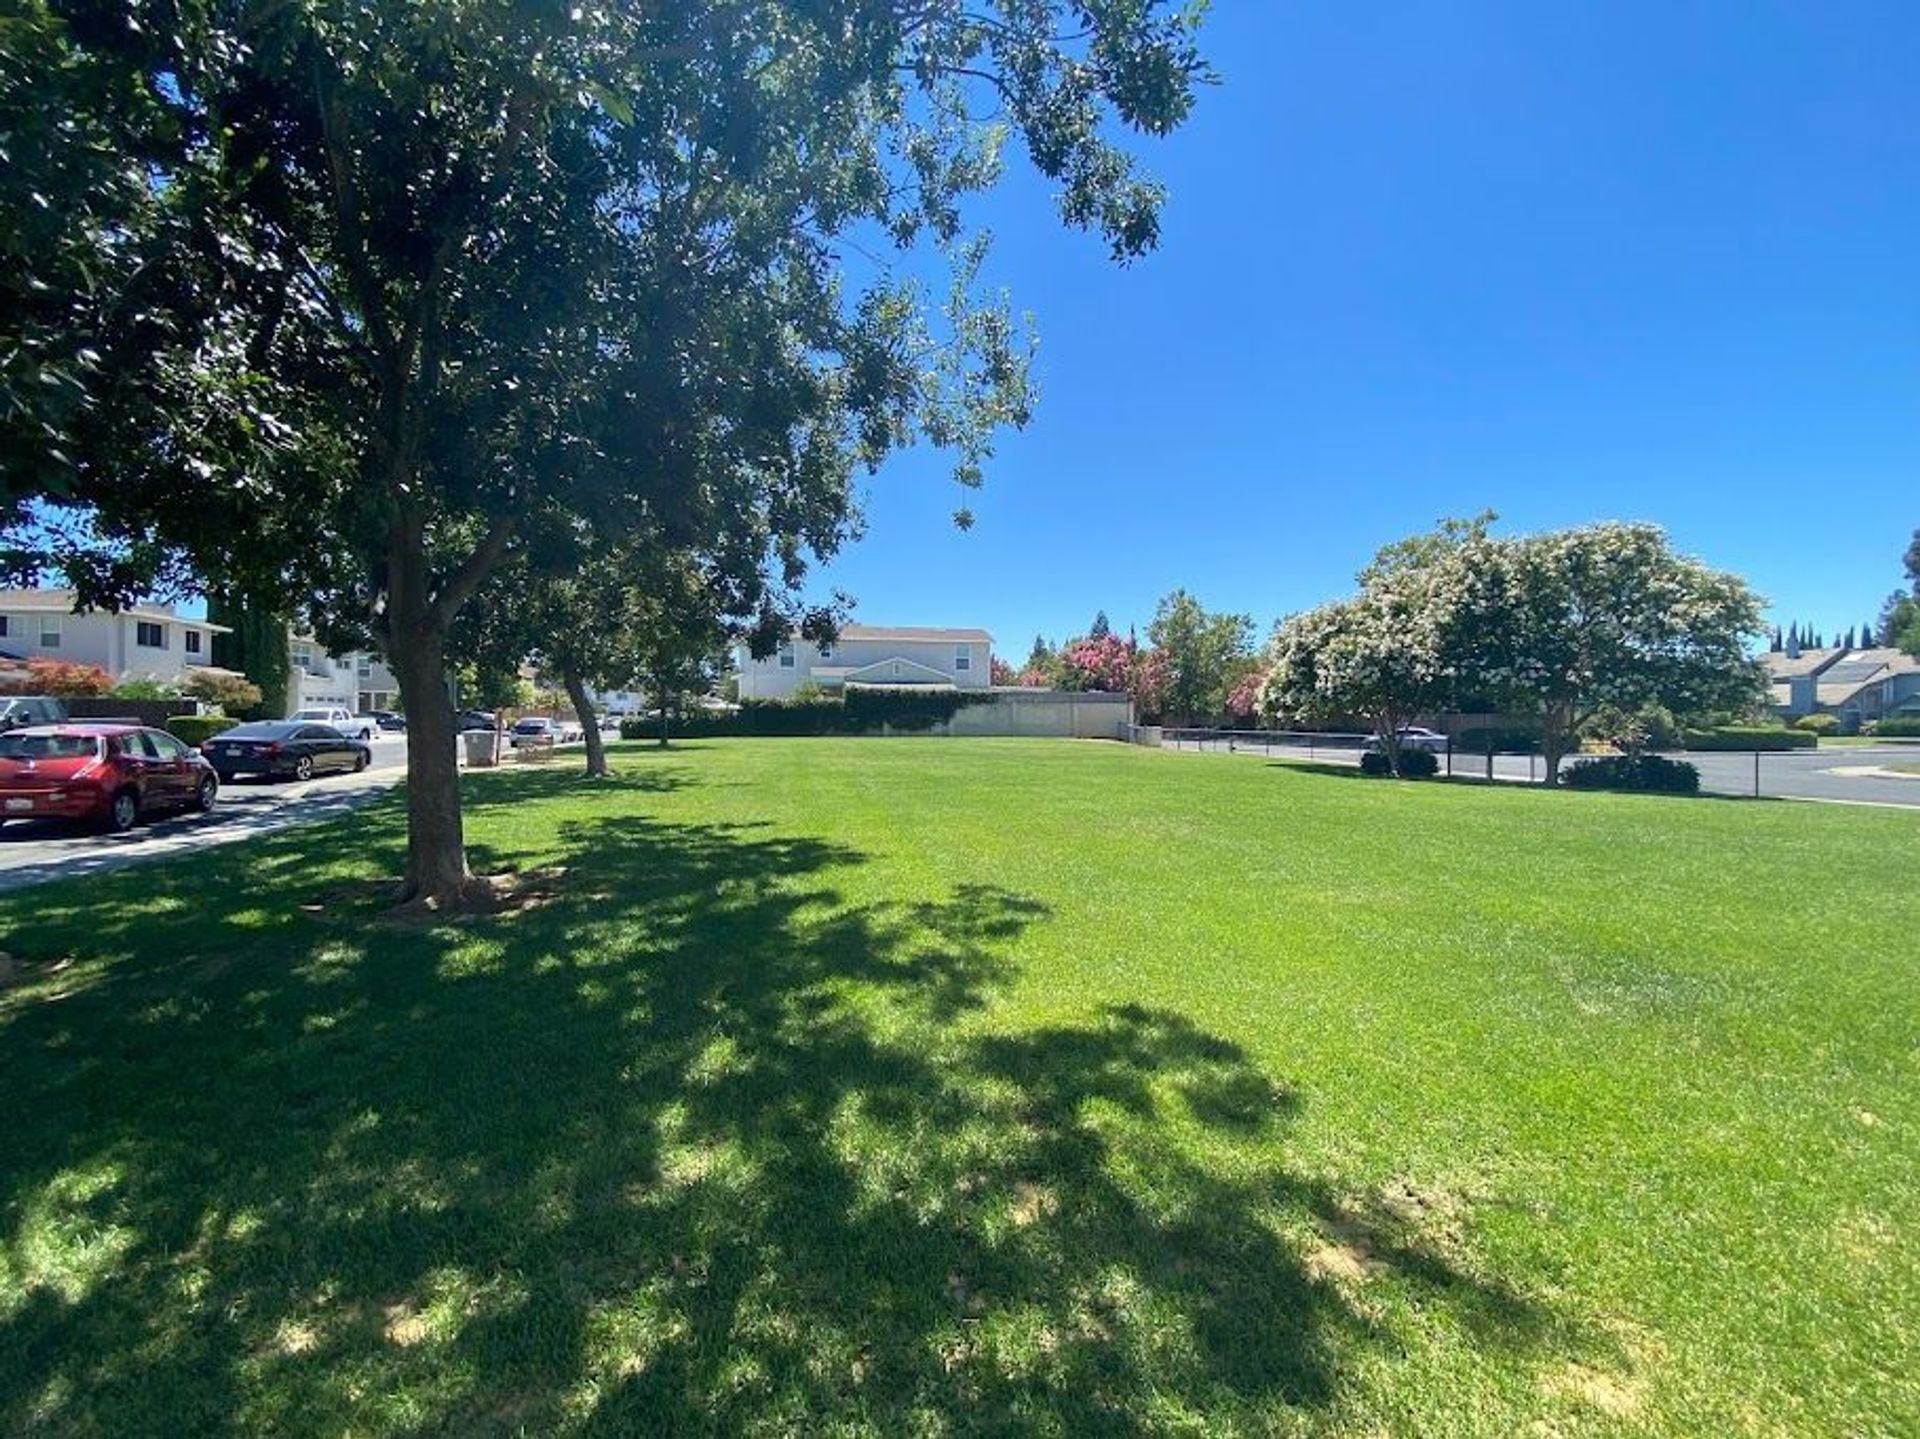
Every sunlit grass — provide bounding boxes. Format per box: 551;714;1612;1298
0;739;1914;1433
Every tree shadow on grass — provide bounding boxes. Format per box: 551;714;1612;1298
2;799;1553;1434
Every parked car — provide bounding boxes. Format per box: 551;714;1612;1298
455;709;498;732
0;696;68;731
508;716;560;748
371;710;407;733
1361;726;1451;755
287;706;377;742
201;721;372;782
0;723;218;831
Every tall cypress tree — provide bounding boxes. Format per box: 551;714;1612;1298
207;594;291;719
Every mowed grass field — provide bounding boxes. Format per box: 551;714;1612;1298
1;739;1914;1435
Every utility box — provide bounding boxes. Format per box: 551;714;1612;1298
462;730;498;768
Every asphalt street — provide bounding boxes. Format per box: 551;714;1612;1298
1166;733;1920;808
0;733;410;894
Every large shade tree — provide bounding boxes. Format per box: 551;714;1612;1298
3;0;1213;905
1145;588;1254;726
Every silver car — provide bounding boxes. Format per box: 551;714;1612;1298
1362;726;1450;755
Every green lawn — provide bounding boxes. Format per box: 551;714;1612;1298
2;740;1914;1435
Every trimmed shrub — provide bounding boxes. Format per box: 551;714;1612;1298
1680;726;1815;751
1792;713;1838;734
8;658;113;697
165;714;239;746
1873;716;1920;737
181;670;265;713
842;686;993;731
1359;747;1439;778
1563;754;1700;793
615;690;997;740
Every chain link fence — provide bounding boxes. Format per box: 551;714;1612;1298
1126;725;1920;806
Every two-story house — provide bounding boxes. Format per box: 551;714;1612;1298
287;634;401;715
735;625;993;701
0;588;228;683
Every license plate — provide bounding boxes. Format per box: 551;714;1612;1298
4;797;32;812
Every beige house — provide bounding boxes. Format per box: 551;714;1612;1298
735;625;993;701
0;588;228;683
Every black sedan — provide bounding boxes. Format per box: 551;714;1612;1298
201;721;372;782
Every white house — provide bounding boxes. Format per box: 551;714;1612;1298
735;625;992;701
0;588;228;682
289;633;401;714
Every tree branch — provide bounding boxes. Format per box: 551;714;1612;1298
430;514;518;631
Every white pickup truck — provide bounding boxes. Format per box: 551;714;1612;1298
287;707;377;742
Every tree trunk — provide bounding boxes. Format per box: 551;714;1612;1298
658;695;669;747
562;667;608;778
386;608;473;904
1541;706;1569;787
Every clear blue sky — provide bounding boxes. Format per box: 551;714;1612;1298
812;1;1919;654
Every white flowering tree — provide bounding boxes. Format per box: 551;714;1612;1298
1259;566;1460;775
1477;523;1765;784
1262;516;1763;784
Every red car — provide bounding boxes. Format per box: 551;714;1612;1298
0;723;220;832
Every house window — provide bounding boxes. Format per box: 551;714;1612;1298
778;643;796;668
136;620;166;649
38;615;61;649
953;645;971;672
292;641;315;671
0;615;8;638
818;642;833;659
185;629;203;656
357;656;371;678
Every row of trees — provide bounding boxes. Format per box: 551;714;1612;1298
2;0;1214;905
1259;517;1767;783
1766;531;1920;657
1011;592;1257;725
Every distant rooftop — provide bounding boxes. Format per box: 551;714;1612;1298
835;625;993;643
0;587;230;632
1763;647;1845;679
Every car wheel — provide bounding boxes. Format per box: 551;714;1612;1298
107;787;139;833
293;755;314;782
354;751;369;773
194;775;218;812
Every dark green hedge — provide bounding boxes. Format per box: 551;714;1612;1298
1359;748;1439;778
1680;726;1815;751
1873;716;1920;737
618;691;995;740
1563;754;1701;793
165;714;238;745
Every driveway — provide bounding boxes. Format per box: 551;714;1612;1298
0;733;409;894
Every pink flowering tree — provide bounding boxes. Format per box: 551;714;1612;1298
1225;667;1267;723
1057;633;1138;693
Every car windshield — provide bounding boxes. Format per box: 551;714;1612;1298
0;733;99;760
513;719;547;732
222;722;300;740
290;711;331;720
